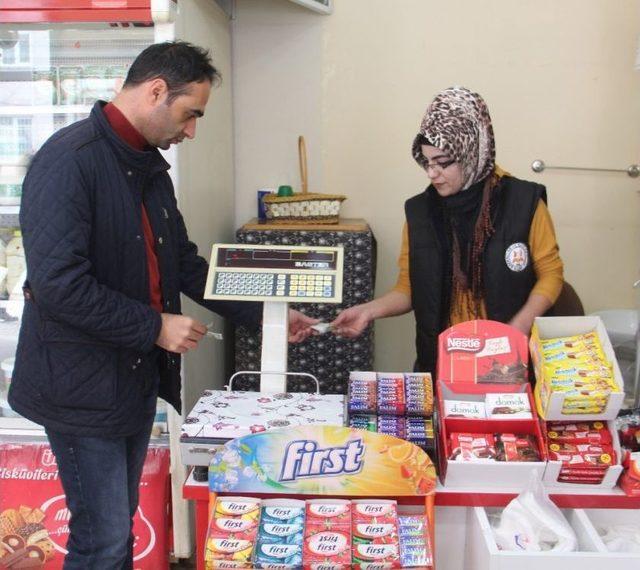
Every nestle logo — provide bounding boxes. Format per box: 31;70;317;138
446;334;483;353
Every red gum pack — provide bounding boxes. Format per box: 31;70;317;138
352;500;398;526
303;527;352;566
305;500;352;528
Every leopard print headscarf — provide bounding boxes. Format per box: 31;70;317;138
412;86;495;190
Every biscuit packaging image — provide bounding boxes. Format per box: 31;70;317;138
0;543;47;567
443;400;486;419
0;443;171;569
484;393;532;419
0;505;56;568
0;509;23;537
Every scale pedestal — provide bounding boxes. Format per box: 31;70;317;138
259;301;289;392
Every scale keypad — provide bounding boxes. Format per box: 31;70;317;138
214;272;334;299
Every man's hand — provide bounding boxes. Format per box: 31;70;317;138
288;309;319;343
156;314;206;353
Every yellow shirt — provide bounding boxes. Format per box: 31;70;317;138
393;199;564;324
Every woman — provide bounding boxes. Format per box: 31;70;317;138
331;86;564;373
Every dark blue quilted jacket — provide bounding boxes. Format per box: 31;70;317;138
8;102;260;436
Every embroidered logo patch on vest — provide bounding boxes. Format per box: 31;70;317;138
505;242;529;272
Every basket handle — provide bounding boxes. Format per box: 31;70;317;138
298;135;308;195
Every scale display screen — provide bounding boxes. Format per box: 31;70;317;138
217;247;338;271
205;244;344;304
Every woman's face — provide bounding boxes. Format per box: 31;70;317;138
421;145;464;197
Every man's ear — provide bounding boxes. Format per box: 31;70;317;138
147;77;169;105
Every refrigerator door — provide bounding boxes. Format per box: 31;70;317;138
0;23;154;431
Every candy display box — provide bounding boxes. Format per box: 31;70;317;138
542;420;624;490
205;426;437;570
436;381;547;489
438;320;529;384
531;316;625;421
464;506;638;570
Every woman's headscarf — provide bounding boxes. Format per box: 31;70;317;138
412;86;495;190
411;87;501;322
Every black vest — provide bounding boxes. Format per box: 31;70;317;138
405;175;546;374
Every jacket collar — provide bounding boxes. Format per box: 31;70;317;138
91;101;170;176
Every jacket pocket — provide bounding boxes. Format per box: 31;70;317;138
40;320;118;411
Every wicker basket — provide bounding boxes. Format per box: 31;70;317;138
263;136;346;224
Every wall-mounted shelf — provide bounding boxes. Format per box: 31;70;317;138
287;0;332;15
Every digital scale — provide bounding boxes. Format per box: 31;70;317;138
204;244;343;393
180;244;346;469
204;243;344;304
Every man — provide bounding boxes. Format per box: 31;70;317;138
9;41;316;568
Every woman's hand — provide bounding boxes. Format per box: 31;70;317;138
509;292;553;336
331;291;413;339
508;313;535;337
331;304;374;338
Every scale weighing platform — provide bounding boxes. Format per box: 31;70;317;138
181;244;346;469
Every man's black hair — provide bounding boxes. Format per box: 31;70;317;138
124;41;220;103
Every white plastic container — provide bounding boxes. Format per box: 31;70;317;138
465;505;637;570
574;508;640;563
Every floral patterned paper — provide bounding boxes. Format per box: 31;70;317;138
180;390;345;440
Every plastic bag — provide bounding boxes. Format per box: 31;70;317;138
492;470;578;552
598;524;640;553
